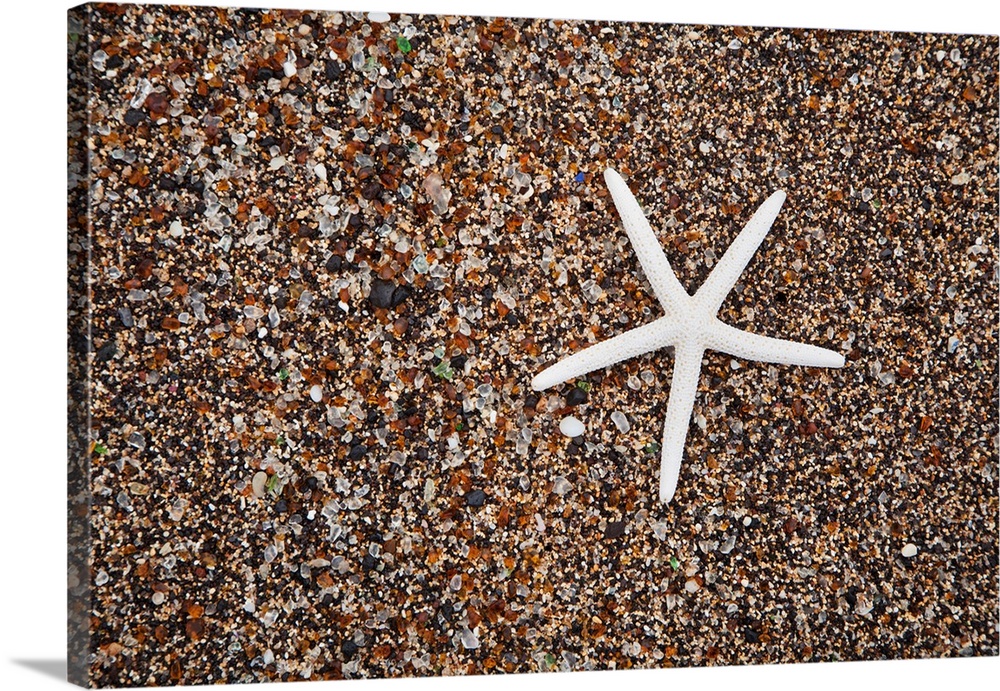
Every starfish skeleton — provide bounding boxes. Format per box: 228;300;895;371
532;169;844;505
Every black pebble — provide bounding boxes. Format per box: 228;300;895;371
744;628;760;643
348;444;367;461
362;554;377;571
449;354;467;371
341;639;358;657
325;254;343;272
369;280;396;309
96;340;117;362
566;387;588;406
325;60;342;80
603;521;626;539
391;284;412;307
124;109;145;126
257;67;275;81
106;54;124;69
465;489;486;507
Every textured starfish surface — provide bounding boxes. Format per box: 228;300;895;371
533;169;845;505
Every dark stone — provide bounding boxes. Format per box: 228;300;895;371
603;521;626;539
325;254;343;272
744;628;760;643
465;489;486;507
566;387;588;406
257;67;275;81
325;60;342;80
449;354;467;371
362;554;377;571
274;499;288;513
390;284;412;307
96;340;117;362
124;108;145;126
106;54;124;69
368;280;396;309
348;444;367;461
341;639;358;657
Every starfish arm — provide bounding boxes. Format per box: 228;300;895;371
532;317;678;391
694;190;786;315
604;168;690;313
659;343;704;504
707;321;846;368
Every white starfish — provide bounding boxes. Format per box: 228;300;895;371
533;169;844;505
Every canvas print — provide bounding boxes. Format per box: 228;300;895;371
67;3;999;687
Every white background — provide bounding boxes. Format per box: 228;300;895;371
1;0;996;689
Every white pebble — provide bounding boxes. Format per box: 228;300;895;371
368;11;391;23
310;385;323;402
559;416;585;438
610;410;630;433
901;543;918;558
251;471;268;498
282;61;297;78
314;163;327;182
169;220;184;237
684;579;700;593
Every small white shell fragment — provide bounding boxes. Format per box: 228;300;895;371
309;385;323;402
251;471;268;498
314;163;327;182
168;220;184;237
367;11;391;22
559;416;585;438
901;543;918;558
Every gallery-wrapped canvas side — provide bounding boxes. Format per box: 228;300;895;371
68;5;94;688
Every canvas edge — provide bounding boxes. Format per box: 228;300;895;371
68;3;96;688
